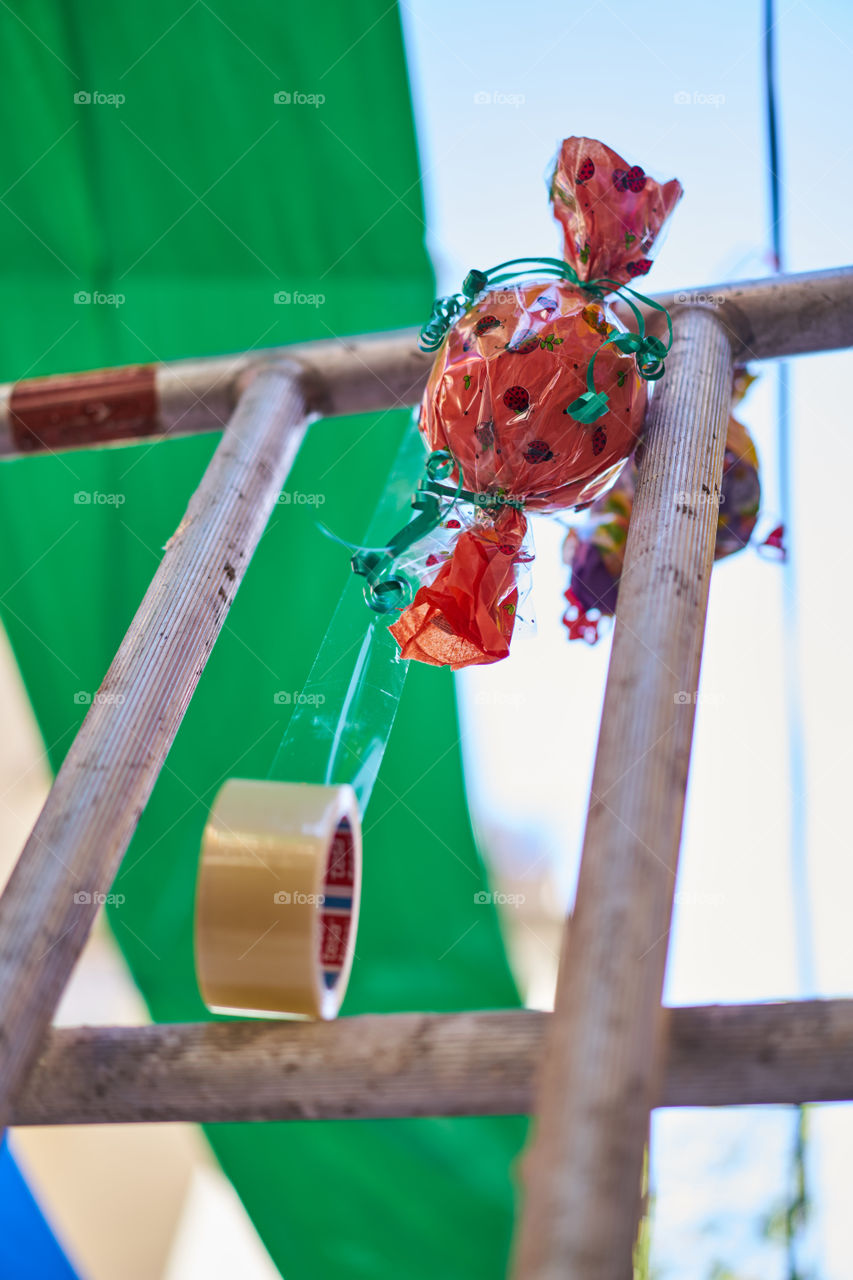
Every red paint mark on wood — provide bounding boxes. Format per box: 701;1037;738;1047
9;366;159;453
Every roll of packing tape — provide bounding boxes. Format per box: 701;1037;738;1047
194;779;361;1019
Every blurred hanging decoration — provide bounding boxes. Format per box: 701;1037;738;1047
561;367;764;643
346;136;682;668
758;522;786;560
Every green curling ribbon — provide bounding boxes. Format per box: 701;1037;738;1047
565;391;610;424
564;281;672;424
350;450;525;614
418;256;674;426
419;258;580;352
351;450;462;613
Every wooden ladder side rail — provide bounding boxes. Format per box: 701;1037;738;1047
10;1000;853;1127
0;266;850;457
0;366;310;1130
514;306;735;1280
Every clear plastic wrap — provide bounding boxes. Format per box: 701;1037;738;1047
269;422;427;814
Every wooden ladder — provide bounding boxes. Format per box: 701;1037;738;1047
0;266;851;1280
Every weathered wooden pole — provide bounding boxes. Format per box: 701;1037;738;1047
513;306;734;1280
11;1000;853;1126
0;366;309;1127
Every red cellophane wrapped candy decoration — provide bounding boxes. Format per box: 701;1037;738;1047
386;137;682;669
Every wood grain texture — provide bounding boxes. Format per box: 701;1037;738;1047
513;308;735;1280
634;264;853;361
0;367;309;1128
11;1000;853;1126
0;266;850;455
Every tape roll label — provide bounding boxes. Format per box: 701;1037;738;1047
321;818;356;989
327;823;356;889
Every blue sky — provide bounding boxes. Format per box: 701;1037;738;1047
401;1;853;1275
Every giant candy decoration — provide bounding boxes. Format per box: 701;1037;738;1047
351;137;683;668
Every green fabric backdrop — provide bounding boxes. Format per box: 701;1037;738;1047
0;3;526;1277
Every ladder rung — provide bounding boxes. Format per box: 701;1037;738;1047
13;1000;853;1127
1;266;851;458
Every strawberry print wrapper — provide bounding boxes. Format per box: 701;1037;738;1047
422;280;647;513
551;137;683;285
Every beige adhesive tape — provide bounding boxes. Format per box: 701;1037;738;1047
194;779;361;1020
